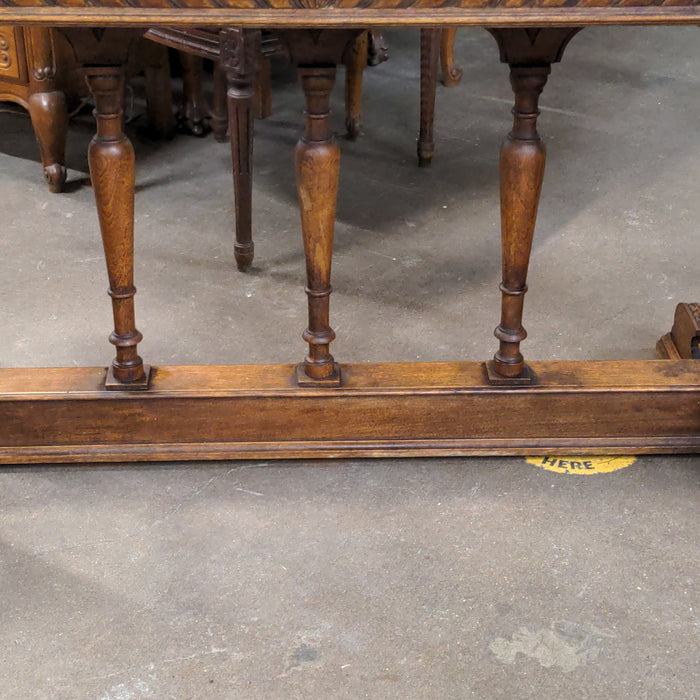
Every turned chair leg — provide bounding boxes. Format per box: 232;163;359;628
221;28;259;273
418;28;440;167
343;31;368;140
211;63;229;142
440;28;463;87
253;56;272;120
142;40;176;140
178;51;209;136
84;66;148;389
25;27;68;193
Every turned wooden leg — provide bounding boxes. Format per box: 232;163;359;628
85;67;148;389
296;66;341;385
343;31;368;140
277;28;361;385
490;65;549;380
178;52;209;136
142;41;176;140
25;28;68;193
418;28;440;167
486;28;581;383
440;28;463;87
221;29;259;272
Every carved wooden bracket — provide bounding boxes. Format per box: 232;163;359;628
55;28;143;67
487;27;582;66
220;27;261;82
277;28;362;66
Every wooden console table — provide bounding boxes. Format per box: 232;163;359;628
0;1;698;463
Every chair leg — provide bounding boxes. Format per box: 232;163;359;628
367;30;388;67
343;31;368;140
221;29;259;272
142;41;176;140
178;51;209;136
253;56;272;120
440;28;463;87
418;28;440;167
211;63;229;142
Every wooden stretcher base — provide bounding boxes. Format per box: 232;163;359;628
1;359;698;464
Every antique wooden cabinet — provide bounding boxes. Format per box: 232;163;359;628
0;26;67;192
0;27;176;193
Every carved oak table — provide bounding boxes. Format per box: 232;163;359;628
0;1;698;463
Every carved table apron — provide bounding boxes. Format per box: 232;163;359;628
0;1;698;463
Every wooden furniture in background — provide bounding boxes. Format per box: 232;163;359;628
657;303;700;360
0;1;698;462
440;27;463;87
0;26;67;192
0;28;175;192
147;27;385;271
150;27;459;271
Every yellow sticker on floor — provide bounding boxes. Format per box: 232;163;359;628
526;456;637;474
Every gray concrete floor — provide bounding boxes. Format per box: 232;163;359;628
0;27;698;699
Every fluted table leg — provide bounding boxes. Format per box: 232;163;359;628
221;28;260;273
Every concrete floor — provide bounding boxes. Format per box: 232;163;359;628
0;26;698;699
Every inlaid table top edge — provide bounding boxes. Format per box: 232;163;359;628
0;6;698;27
